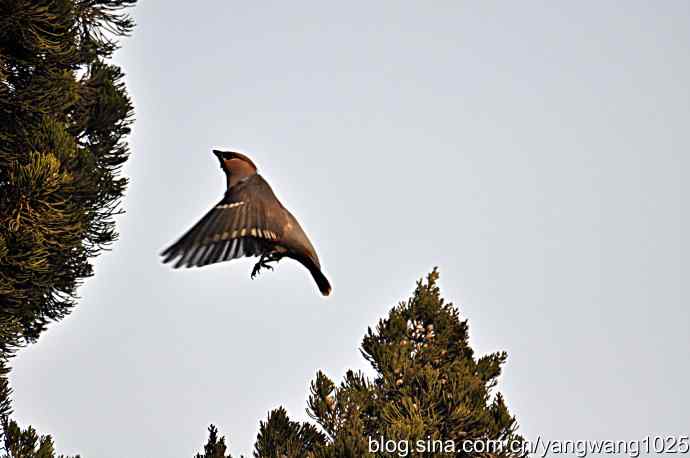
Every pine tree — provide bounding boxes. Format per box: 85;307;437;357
0;0;136;341
253;269;525;457
253;407;326;458
0;0;136;455
1;419;78;458
194;425;234;458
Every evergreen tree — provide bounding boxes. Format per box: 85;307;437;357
0;0;136;341
1;419;78;458
253;269;525;457
253;407;326;458
194;425;234;458
0;0;136;455
0;317;21;422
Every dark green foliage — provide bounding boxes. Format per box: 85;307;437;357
1;419;78;458
0;0;135;455
250;269;524;457
0;316;22;425
194;425;234;458
0;0;135;342
253;407;327;458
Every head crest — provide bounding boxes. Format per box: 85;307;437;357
212;149;258;170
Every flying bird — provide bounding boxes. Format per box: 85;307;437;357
161;150;331;296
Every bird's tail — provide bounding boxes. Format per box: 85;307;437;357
308;264;332;296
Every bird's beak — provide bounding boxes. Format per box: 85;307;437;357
212;149;223;160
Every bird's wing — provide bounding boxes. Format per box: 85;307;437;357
160;175;283;268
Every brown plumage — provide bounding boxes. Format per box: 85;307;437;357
161;150;331;296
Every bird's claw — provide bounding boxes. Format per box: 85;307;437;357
251;254;277;279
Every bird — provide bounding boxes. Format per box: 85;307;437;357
161;149;331;296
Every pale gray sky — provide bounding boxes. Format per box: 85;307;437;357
11;1;689;457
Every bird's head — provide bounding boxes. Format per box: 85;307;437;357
213;149;258;188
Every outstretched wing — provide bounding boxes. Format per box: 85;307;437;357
160;175;283;268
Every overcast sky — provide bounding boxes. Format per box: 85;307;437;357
10;1;689;457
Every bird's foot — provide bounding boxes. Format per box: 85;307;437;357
251;253;280;279
251;260;273;279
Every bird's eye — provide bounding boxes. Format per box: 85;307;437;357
222;152;233;160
